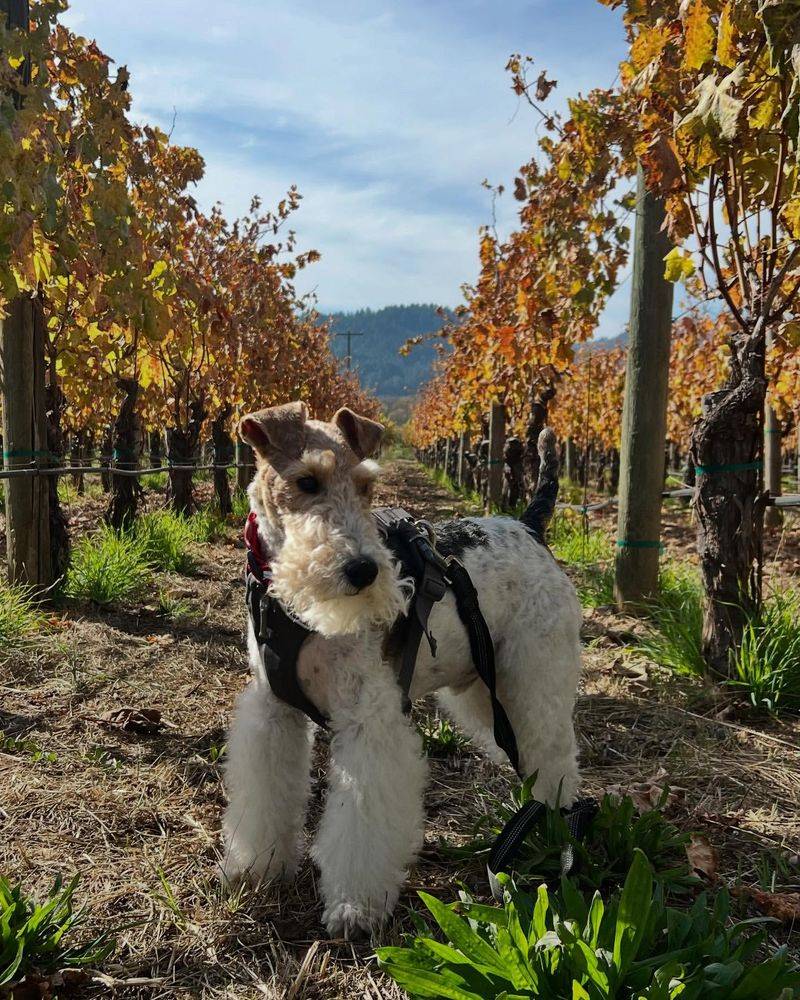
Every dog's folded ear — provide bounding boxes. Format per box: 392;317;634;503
239;401;308;471
333;407;384;459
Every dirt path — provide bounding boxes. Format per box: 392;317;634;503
1;460;799;998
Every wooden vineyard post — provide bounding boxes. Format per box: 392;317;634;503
443;437;452;481
614;165;674;609
487;402;505;511
457;431;469;487
0;0;52;588
565;437;577;483
764;328;782;528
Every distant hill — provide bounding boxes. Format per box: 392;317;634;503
323;304;451;398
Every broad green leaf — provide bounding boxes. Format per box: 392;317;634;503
419;892;509;977
613;850;653;977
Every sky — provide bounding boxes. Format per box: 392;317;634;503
63;0;630;337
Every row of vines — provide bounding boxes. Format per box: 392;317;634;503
0;1;377;578
409;0;800;676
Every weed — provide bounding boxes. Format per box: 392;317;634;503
140;471;168;491
0;582;45;647
0;732;57;765
156;589;196;622
418;713;470;756
730;590;800;711
64;525;152;605
0;875;114;987
636;564;706;677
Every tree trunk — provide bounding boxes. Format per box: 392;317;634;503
690;325;766;678
167;396;206;516
149;430;163;469
502;436;524;509
211;408;234;516
487;403;505;511
100;425;113;492
106;378;141;530
523;386;556;495
70;430;86;495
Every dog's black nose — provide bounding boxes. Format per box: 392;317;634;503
343;556;379;590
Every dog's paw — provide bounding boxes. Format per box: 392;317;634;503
323;901;377;941
219;851;296;893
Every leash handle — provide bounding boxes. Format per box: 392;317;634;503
487;797;599;900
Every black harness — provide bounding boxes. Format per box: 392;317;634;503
244;506;595;889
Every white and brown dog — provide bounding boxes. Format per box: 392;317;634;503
222;401;581;938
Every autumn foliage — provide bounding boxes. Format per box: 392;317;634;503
0;3;377;466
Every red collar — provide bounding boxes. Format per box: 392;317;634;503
244;511;273;584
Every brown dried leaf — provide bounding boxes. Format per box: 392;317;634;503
686;833;718;881
735;886;800;924
100;707;165;735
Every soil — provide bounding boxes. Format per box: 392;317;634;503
1;460;799;998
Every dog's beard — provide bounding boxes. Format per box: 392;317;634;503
270;514;411;636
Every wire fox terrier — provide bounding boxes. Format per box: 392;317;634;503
222;401;582;938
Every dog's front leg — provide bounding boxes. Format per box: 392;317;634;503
222;672;313;887
312;667;426;940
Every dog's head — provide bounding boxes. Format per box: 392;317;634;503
240;401;409;636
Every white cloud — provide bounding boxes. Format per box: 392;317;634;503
64;0;627;319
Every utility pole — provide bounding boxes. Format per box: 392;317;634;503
614;164;674;609
335;329;364;371
0;0;53;588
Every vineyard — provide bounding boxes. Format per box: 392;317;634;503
2;1;800;999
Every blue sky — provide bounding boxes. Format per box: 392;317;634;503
63;0;629;337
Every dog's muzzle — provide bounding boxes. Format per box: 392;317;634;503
342;555;379;591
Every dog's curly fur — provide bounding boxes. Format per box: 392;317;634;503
222;402;582;939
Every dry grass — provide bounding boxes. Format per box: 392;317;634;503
1;463;799;997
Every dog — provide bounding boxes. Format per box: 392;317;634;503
222;401;582;939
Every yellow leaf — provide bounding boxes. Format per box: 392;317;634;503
663;247;696;283
715;2;737;68
781;199;800;238
683;0;715;71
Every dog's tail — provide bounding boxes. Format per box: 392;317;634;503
519;427;559;545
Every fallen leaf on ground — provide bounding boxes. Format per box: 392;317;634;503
734;886;800;923
100;707;170;735
686;833;718;881
606;767;685;813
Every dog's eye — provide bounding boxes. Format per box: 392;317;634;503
296;475;320;494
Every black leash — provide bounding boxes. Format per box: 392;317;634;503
487;795;599;900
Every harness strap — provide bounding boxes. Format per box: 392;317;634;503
246;573;328;729
445;559;520;776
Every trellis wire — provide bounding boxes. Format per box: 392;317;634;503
0;462;246;481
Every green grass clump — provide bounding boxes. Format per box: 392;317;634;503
378;850;800;1000
231;488;251;521
549;510;614;607
188;503;228;543
0;583;45;647
140;470;168;491
0;875;114;988
636;564;706;677
133;510;196;573
731;590;800;712
64;526;151;605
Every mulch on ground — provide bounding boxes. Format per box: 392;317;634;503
1;461;798;998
